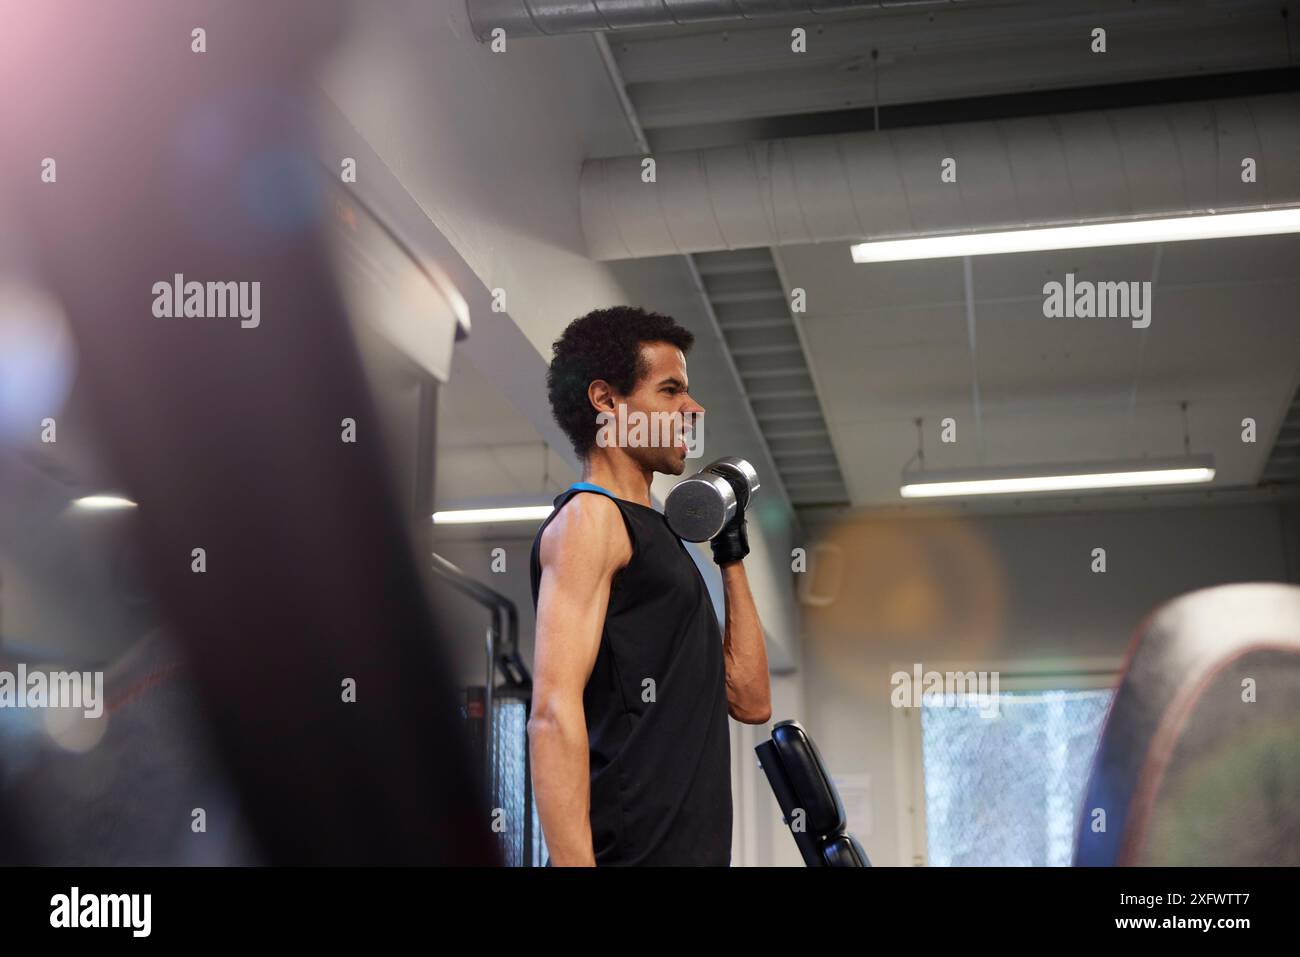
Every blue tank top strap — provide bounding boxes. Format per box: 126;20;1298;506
568;481;617;499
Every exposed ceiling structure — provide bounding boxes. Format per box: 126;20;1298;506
594;0;1295;150
1263;383;1300;484
578;94;1299;258
468;0;1300;521
467;0;967;39
696;248;850;506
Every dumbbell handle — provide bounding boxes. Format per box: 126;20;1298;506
703;457;759;566
705;457;761;511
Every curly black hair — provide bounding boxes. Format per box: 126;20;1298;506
546;306;695;459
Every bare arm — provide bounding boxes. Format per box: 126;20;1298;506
527;494;631;866
720;560;772;724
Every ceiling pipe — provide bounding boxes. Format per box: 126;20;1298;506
577;92;1300;260
466;0;968;40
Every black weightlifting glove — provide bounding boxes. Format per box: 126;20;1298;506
709;471;751;566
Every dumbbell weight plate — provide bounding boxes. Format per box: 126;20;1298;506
665;472;737;542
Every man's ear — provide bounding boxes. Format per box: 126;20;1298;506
588;379;616;414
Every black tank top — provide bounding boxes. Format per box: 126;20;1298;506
530;483;732;866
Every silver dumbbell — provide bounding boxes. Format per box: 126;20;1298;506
665;456;760;542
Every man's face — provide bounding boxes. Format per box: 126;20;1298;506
618;342;705;476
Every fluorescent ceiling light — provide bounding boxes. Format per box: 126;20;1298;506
432;505;554;525
851;208;1300;263
72;495;138;509
900;456;1215;499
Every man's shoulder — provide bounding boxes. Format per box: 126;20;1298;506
539;491;631;569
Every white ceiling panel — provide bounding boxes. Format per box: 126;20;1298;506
778;232;1300;507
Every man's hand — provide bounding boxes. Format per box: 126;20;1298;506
710;505;749;566
709;466;753;566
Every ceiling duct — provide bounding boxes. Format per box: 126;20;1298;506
466;0;967;40
578;92;1300;261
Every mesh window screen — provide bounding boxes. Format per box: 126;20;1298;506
491;696;530;866
921;689;1112;866
465;689;546;866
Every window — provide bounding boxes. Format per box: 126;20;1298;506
896;662;1118;867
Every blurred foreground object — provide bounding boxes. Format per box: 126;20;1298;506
1075;583;1300;866
0;0;496;864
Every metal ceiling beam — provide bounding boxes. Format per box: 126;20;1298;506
466;0;967;41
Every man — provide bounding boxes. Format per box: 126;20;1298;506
528;306;772;867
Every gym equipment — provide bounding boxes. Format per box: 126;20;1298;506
756;720;871;867
432;551;544;867
0;635;261;865
665;456;760;543
1074;582;1300;866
